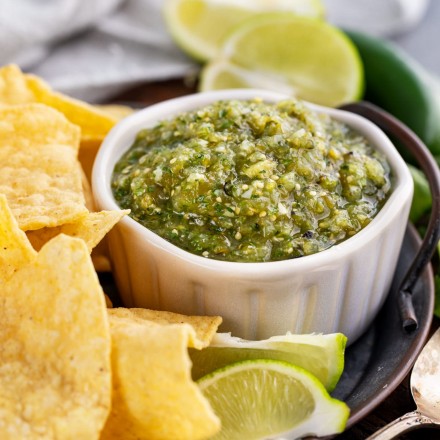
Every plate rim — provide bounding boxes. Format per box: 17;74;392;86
344;223;434;429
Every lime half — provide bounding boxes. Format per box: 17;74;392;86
198;359;350;440
163;0;324;62
190;332;347;392
200;13;364;107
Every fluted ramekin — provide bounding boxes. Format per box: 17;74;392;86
92;89;413;344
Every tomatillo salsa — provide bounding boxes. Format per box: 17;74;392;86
112;99;391;262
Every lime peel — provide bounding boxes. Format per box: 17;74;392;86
190;332;347;392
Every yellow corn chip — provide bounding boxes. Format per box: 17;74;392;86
26;75;117;141
78;137;102;183
26;210;128;253
0;234;111;439
101;315;220;440
78;104;134;184
0;65;117;141
82;166;97;211
0;64;35;103
0;65;119;183
0;194;36;283
105;294;114;308
92;248;113;272
95;104;135;120
79;169;115;272
0;103;88;230
109;308;222;349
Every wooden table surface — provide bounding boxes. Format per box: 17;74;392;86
112;79;440;439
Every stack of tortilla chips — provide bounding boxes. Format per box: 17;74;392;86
0;64;132;270
0;65;222;440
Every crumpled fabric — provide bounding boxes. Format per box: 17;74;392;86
0;0;197;101
0;0;431;102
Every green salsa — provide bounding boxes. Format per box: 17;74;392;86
112;99;391;262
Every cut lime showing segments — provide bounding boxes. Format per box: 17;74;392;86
190;332;347;392
198;359;349;440
163;0;325;62
200;14;364;107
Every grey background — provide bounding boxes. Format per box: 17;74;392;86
391;1;440;77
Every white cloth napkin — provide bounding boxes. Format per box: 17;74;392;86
0;0;431;102
0;0;197;101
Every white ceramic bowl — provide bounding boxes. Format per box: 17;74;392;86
93;89;413;344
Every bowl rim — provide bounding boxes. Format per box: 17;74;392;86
92;89;413;273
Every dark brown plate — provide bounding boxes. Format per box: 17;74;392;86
330;223;434;432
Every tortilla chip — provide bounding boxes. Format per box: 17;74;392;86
101;315;220;440
0;65;117;141
0;65;119;184
82;167;97;211
109;308;222;349
77;106;134;183
105;294;114;308
0;234;111;439
91;248;113;272
79;169;115;272
26;210;128;253
0;194;37;283
0;64;35;104
78;137;102;183
26;75;117;141
95;104;135;120
0;103;87;230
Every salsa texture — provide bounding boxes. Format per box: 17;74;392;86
112;99;391;262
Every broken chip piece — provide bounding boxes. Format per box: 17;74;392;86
26;210;129;253
102;313;220;440
0;194;36;283
0;104;87;230
109;307;222;349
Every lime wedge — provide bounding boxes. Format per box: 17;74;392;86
198;359;350;440
163;0;325;62
190;332;346;392
200;14;364;107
